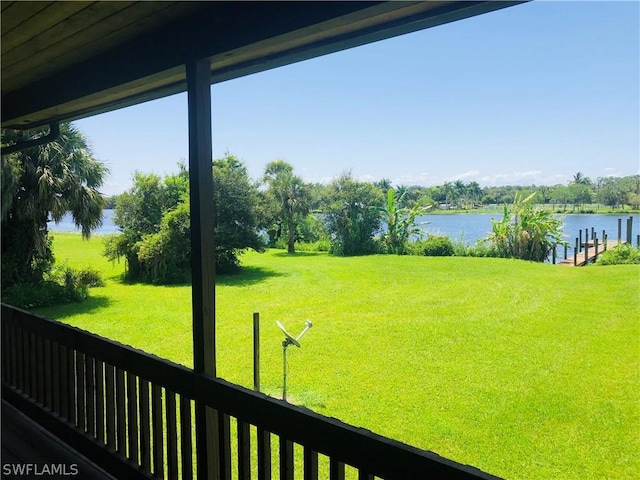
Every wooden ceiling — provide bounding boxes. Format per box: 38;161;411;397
1;1;523;130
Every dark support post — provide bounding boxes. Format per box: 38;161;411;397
618;218;622;243
579;230;583;252
637;234;639;248
604;233;608;251
627;216;633;244
594;233;598;262
187;57;218;480
591;227;595;241
552;245;556;264
584;238;589;266
253;312;260;392
564;244;567;260
574;238;578;266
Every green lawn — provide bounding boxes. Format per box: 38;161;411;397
37;232;640;479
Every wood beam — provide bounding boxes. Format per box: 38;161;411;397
186;57;218;479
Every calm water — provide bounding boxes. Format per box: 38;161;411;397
50;209;639;254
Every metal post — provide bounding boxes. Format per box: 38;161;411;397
253;313;260;392
282;342;288;401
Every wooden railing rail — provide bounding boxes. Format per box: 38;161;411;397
1;304;499;479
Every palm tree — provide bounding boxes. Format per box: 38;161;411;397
572;172;590;185
263;160;310;253
1;123;108;287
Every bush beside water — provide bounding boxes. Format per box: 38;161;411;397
2;264;104;309
597;244;640;265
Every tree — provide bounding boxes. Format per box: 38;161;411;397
596;177;624;209
262;159;310;253
1;123;107;289
322;173;382;256
213;154;264;269
105;154;263;282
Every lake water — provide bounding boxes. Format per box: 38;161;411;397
49;210;639;257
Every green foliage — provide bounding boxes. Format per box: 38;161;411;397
452;240;500;258
106;155;263;282
484;193;566;262
1;262;103;309
262;159;311;253
1;123;107;292
408;235;454;256
323;173;382;256
597;244;640;265
376;187;431;254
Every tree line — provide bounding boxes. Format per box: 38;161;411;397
2;122;638;295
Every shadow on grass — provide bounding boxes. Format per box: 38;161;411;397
105;265;285;289
34;295;111;320
217;265;286;287
272;251;325;258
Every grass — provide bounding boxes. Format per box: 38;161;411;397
37;232;640;479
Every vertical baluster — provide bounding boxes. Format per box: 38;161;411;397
1;321;7;383
44;338;53;409
139;379;152;472
9;323;17;387
152;384;164;478
36;335;45;405
85;355;95;437
95;360;105;443
127;372;139;463
279;437;294;480
75;351;86;430
257;428;272;480
51;342;60;414
116;368;127;454
105;364;116;448
180;395;193;480
237;421;251;480
218;412;231;480
58;345;69;420
28;333;36;399
330;458;345;480
15;327;23;391
66;347;75;423
22;329;31;397
166;390;179;479
303;447;318;480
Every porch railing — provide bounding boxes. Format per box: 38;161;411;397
1;303;499;480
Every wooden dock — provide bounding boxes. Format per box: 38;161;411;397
558;240;623;266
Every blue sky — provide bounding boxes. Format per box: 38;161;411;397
74;1;640;197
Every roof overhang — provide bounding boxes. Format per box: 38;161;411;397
1;1;525;130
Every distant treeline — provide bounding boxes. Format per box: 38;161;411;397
105;172;640;212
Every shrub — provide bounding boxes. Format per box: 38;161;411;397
1;263;106;309
452;240;500;257
597;244;640;265
409;235;454;257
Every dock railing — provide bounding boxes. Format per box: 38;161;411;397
1;303;498;480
